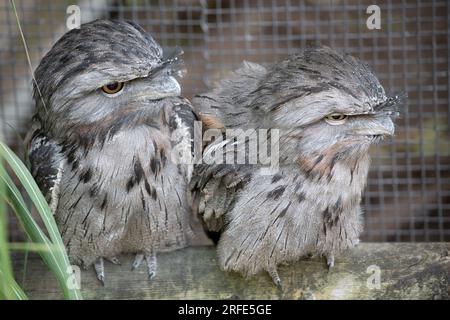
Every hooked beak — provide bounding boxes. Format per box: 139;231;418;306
141;73;181;100
137;47;183;100
354;115;395;138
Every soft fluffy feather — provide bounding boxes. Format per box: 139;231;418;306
192;46;403;285
28;20;196;281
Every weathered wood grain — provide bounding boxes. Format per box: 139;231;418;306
13;243;450;300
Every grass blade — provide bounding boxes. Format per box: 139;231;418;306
0;141;82;300
0;160;27;300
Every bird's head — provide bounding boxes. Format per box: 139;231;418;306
33;19;182;134
249;47;404;172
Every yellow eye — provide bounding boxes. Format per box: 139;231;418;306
101;82;124;95
325;113;348;125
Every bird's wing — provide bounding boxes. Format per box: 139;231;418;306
192;62;267;240
191;156;253;238
168;98;198;182
194;61;268;130
27;128;64;214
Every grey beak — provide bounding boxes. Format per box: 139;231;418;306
354;116;395;137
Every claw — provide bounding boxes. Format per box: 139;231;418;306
268;267;283;290
145;254;157;280
132;253;144;270
94;257;105;286
326;254;335;273
107;256;121;265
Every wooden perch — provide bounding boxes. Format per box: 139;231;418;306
13;243;449;299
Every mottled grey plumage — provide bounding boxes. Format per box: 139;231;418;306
192;47;403;286
28;20;196;283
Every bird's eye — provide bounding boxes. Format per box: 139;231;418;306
101;82;124;95
325;113;348;125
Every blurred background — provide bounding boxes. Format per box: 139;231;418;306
0;0;449;243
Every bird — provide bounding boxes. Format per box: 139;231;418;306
191;46;403;287
27;19;197;284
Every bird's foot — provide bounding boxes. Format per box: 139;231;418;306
132;253;157;280
326;254;335;273
93;256;121;285
131;253;144;271
94;257;105;285
145;254;157;280
131;253;144;270
267;267;283;290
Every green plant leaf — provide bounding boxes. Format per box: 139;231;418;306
0;160;27;300
0;141;82;300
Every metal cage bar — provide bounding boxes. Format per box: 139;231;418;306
1;0;449;242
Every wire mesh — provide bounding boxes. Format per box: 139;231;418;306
1;0;449;242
